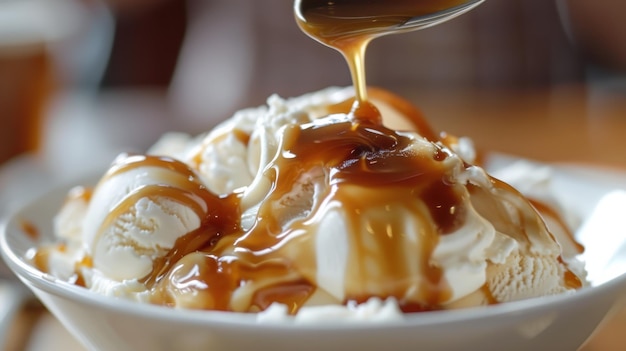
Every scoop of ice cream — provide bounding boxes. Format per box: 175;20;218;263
148;91;581;312
38;86;585;317
77;154;215;282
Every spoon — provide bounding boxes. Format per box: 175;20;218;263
296;0;486;42
295;0;486;104
402;0;485;33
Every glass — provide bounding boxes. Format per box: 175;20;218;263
0;0;111;165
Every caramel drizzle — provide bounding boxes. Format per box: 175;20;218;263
132;107;467;312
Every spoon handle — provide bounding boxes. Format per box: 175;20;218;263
403;0;485;31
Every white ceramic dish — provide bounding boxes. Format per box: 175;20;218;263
2;155;626;351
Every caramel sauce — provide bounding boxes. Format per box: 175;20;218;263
33;100;583;313
530;199;585;255
65;186;93;204
31;247;50;273
51;113;465;313
141;1;483;314
142;115;465;312
325;87;439;141
99;155;240;246
295;0;469;104
73;256;93;288
252;280;316;314
19;220;39;241
481;284;498;305
531;199;583;290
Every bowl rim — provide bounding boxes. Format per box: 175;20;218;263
3;217;626;332
2;162;626;331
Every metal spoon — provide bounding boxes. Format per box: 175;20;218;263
295;0;486;43
295;0;486;103
401;0;485;33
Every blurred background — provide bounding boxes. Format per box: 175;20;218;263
98;0;624;117
1;0;625;165
97;0;589;124
1;0;625;220
1;1;626;349
0;0;625;215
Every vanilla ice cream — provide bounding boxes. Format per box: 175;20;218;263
32;86;585;318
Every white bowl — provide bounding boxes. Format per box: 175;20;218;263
2;157;626;351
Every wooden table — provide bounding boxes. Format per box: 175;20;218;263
408;82;626;170
3;83;626;350
413;82;626;351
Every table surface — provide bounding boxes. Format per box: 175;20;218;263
411;82;626;170
2;83;626;350
410;82;626;350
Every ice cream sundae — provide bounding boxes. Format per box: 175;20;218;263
32;86;585;318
